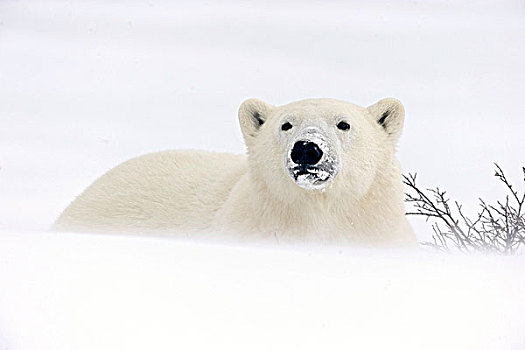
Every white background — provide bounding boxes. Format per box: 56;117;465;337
1;0;524;235
1;1;524;349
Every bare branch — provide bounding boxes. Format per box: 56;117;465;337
404;165;525;254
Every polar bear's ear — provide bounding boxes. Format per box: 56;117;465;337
367;98;405;143
238;98;274;139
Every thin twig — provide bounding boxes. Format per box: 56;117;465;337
404;164;525;254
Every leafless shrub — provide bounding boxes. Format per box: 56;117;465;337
403;164;525;254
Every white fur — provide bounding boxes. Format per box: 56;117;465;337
54;98;415;245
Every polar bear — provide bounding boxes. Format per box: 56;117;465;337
54;98;415;244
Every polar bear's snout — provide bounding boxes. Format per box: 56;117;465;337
285;127;340;191
290;141;323;165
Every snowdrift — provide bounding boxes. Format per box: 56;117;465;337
1;231;524;350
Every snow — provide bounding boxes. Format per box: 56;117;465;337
1;231;525;350
1;1;525;349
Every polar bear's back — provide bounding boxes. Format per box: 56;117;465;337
54;150;248;233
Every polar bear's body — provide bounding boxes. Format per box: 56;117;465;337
54;98;415;244
54;151;247;234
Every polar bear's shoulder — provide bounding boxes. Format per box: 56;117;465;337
54;150;248;232
84;150;248;194
112;149;247;178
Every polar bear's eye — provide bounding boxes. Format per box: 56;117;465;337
281;122;293;131
337;121;350;131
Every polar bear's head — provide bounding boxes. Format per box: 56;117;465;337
238;98;405;200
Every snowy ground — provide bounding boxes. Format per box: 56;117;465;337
1;231;525;350
1;1;525;349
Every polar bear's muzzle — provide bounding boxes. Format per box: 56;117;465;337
285;127;340;191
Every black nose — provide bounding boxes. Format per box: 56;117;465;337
290;141;323;165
